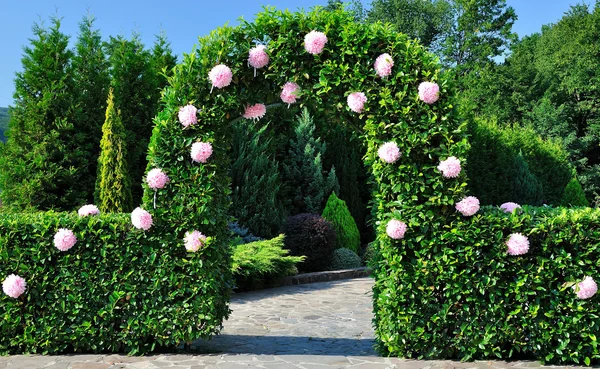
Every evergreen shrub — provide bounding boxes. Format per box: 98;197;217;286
561;177;589;207
282;213;336;272
329;248;362;270
231;234;304;291
322;192;361;253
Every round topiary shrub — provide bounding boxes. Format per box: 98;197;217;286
322;192;360;253
282;213;336;272
329;247;362;270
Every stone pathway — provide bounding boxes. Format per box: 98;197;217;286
0;278;584;368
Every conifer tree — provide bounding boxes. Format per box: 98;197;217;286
322;192;361;253
105;35;154;204
231;119;286;238
0;18;86;210
96;88;132;212
561;177;589;207
511;152;543;206
283;108;339;215
149;32;177;104
72;14;110;202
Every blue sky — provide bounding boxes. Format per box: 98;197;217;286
0;0;592;107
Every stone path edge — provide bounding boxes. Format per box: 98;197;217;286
282;267;372;286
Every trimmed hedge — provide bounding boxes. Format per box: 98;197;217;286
373;206;600;364
0;212;230;354
329;247;362;270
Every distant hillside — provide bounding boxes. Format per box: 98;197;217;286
0;107;8;143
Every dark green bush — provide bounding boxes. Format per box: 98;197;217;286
0;212;229;354
511;152;543;206
561;177;589;207
467;118;572;205
282;213;336;273
231;234;304;291
322;192;361;253
329;248;362;270
374;206;600;364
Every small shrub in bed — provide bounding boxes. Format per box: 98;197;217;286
282;213;336;272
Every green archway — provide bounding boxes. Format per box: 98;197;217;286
143;6;467;356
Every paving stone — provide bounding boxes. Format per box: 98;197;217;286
69;363;112;369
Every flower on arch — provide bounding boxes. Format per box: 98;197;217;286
243;103;267;121
209;64;233;91
304;30;328;54
347;92;367;113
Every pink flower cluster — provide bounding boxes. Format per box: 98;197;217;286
304;31;328;54
131;207;153;230
575;276;597;300
347;92;367;113
500;202;521;213
456;196;480;217
378;142;401;164
2;274;26;298
418;82;440;104
184;230;207;252
281;82;300;105
178;105;198;127
438;156;461;178
146;168;169;190
243;103;267;121
248;45;269;75
506;233;529;256
386;220;407;240
209;64;233;90
54;228;77;252
374;53;394;78
191;142;213;163
78;204;100;217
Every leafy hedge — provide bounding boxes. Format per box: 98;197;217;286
0;212;230;354
373;206;600;364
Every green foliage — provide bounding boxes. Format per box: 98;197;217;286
283;108;339;215
72;15;110;203
282;213;336;273
511;152;543;206
0;211;229;354
231;234;304;290
373;206;600;364
105;35;155;204
561;177;589;207
96;89;132;213
231;119;286;239
466;118;572;205
0;107;9;143
0;18;88;211
322;192;360;253
329;247;362;270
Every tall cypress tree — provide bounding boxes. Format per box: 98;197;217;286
283;108;339;215
96;88;132;213
0;18;86;210
105;35;154;205
149;32;177;107
72;14;110;203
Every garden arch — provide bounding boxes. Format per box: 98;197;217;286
143;6;467;355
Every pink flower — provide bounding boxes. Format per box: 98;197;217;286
78;204;100;217
131;207;153;230
281;82;300;105
386;220;407;240
243;103;267;121
574;276;597;300
54;228;77;252
178;105;198;127
304;30;328;54
500;202;521;213
438;156;461;178
418;82;440;104
374;53;394;78
146;168;169;190
347;92;367;113
378;142;401;164
184;230;207;252
506;233;529;256
455;196;480;216
191;142;213;163
248;45;269;76
2;274;26;299
209;64;233;90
